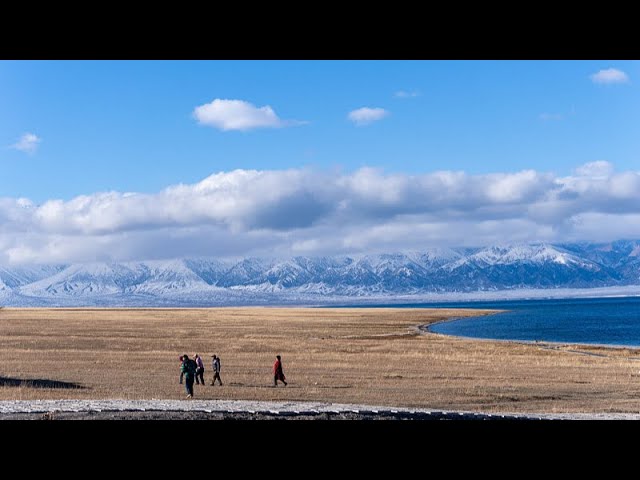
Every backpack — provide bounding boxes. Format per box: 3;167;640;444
188;359;197;375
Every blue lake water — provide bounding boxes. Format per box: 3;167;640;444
350;297;640;347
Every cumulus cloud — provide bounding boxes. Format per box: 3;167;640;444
11;133;41;154
590;68;630;84
193;99;305;131
574;160;614;178
348;107;389;126
394;90;421;99
2;162;640;265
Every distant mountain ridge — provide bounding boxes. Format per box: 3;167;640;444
1;240;640;306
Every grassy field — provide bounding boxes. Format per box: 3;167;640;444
2;307;640;413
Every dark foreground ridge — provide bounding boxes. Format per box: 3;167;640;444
0;410;536;420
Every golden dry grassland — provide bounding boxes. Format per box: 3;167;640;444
2;307;640;413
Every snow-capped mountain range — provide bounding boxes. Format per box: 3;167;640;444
2;240;640;306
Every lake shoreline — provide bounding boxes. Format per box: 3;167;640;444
424;315;640;352
426;296;640;348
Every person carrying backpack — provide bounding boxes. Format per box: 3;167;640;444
180;354;197;398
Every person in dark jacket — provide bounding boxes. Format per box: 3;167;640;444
210;354;222;386
180;354;197;398
273;355;287;387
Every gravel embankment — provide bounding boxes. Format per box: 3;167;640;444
1;399;638;420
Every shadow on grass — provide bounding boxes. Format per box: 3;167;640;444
0;376;87;389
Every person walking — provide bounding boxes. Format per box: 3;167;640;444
210;354;222;386
273;354;287;387
194;354;205;385
180;354;197;398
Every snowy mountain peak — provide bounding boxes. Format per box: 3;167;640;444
452;243;577;266
1;240;639;306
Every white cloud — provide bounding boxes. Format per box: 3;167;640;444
590;68;630;84
574;160;614;178
3;162;640;264
193;99;305;131
347;107;389;126
394;90;421;99
11;133;41;154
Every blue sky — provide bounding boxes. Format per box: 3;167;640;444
1;60;639;264
2;60;638;201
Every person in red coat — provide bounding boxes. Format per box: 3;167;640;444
273;355;287;386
